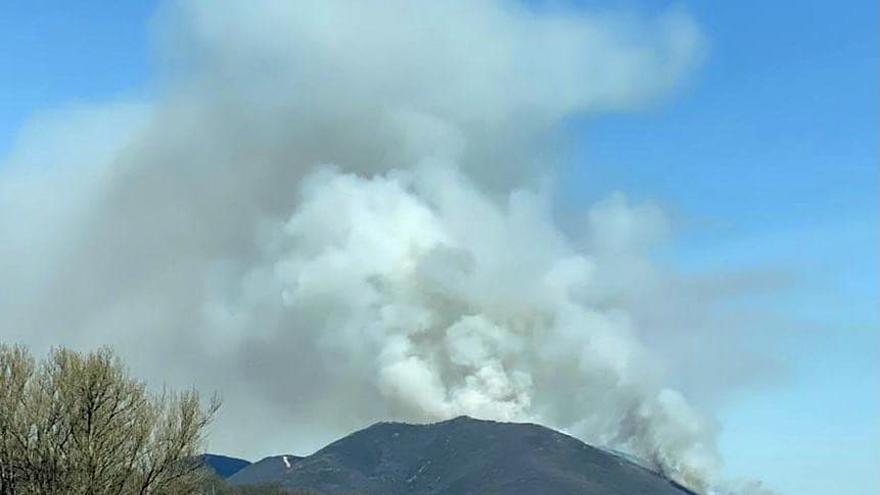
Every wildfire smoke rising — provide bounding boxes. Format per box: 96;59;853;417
0;1;774;493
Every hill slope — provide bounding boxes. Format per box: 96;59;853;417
229;416;697;495
228;454;303;486
202;454;252;479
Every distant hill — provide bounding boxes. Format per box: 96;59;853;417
201;454;252;479
228;454;304;487
225;416;697;495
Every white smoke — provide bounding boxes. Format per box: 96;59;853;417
0;0;777;493
231;165;724;489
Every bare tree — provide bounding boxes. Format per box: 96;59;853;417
0;345;219;495
0;345;36;495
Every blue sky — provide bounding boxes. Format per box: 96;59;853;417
1;1;877;494
564;2;879;493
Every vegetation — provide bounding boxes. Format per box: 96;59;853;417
0;344;219;495
200;472;324;494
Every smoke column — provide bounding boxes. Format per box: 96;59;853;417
0;1;776;493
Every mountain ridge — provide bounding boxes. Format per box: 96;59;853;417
201;453;252;479
219;416;698;495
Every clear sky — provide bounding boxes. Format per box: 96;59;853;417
1;1;877;494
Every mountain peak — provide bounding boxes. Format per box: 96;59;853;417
227;417;697;495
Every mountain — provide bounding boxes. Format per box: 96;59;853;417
227;416;697;495
201;454;252;479
228;454;304;487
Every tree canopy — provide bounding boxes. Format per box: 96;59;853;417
0;344;219;495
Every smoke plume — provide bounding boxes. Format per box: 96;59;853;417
0;1;774;493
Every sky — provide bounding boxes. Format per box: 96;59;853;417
0;1;877;494
567;2;879;493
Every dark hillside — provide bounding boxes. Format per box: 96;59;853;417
228;416;697;495
202;454;252;479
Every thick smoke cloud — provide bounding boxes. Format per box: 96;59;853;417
0;1;775;493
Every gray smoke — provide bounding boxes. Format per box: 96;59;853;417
0;1;776;493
